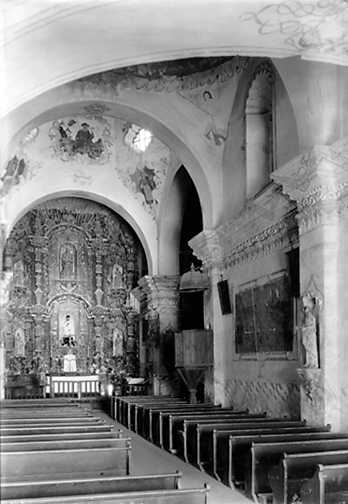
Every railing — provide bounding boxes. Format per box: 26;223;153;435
47;375;101;399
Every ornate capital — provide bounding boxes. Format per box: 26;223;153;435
190;184;297;270
138;275;179;311
189;230;223;269
272;138;348;233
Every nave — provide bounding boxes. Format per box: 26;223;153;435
0;398;247;504
110;395;348;504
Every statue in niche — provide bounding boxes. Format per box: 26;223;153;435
112;328;123;357
59;243;76;279
109;262;124;289
14;328;25;356
13;260;25;287
61;314;76;347
63;350;77;373
301;293;319;369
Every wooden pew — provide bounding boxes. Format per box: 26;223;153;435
160;409;259;452
300;463;348;504
0;417;103;426
1;471;182;500
127;398;187;429
1;430;123;443
1;444;132;482
181;414;283;463
0;399;76;408
268;449;348;504
116;395;182;425
0;436;131;452
0;424;115;436
212;425;332;487
184;418;305;466
141;403;226;442
133;401;189;435
0;409;91;420
1;484;210;504
163;412;293;454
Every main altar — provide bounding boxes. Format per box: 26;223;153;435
2;198;145;398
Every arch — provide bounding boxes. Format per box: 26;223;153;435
3;1;344;118
2;95;214;229
5;190;153;275
245;63;274;198
222;58;299;218
158;165;203;275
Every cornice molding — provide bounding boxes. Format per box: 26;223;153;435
75;57;249;95
190;183;297;269
272;137;348;233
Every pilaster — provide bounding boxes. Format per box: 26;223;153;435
137;275;179;392
272;137;348;429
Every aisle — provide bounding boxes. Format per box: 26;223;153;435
96;409;252;504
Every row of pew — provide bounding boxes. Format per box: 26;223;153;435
0;398;209;503
112;395;348;503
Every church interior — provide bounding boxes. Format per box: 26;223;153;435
1;1;348;503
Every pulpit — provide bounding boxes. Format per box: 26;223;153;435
175;329;213;403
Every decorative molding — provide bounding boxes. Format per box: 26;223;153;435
242;0;348;66
190;183;297;269
272;138;348;233
138;275;180;332
75;57;248;95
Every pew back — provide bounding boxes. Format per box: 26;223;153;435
1;445;131;481
1;472;182;500
1;485;210;504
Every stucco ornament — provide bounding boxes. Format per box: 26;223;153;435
242;0;348;65
301;293;320;369
272;138;348;231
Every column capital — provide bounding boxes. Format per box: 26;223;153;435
138;275;179;309
190;184;297;269
272;138;348;232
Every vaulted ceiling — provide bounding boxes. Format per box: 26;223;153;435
1;0;347;116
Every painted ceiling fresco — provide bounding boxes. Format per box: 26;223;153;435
1;112;172;218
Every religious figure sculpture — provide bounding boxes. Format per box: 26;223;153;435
301;293;319;369
112;328;123;357
62;314;76;347
63;350;77;373
13;259;25;287
110;262;124;289
59;243;76;279
14;328;25;356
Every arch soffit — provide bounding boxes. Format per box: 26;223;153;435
5;95;214;228
5;190;154;276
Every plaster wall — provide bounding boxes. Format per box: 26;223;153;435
207;250;300;417
274;58;343;150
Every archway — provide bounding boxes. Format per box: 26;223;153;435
2;196;147;399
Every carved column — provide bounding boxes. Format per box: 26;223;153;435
29;236;48;306
138;275;179;393
272;138;348;430
189;231;224;405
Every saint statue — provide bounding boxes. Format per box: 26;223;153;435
62;314;76;347
14;328;25;356
59;243;76;279
301;294;319;369
112;328;123;357
110;262;124;289
63;350;77;373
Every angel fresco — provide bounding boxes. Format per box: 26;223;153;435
0;156;26;196
130;165;157;205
